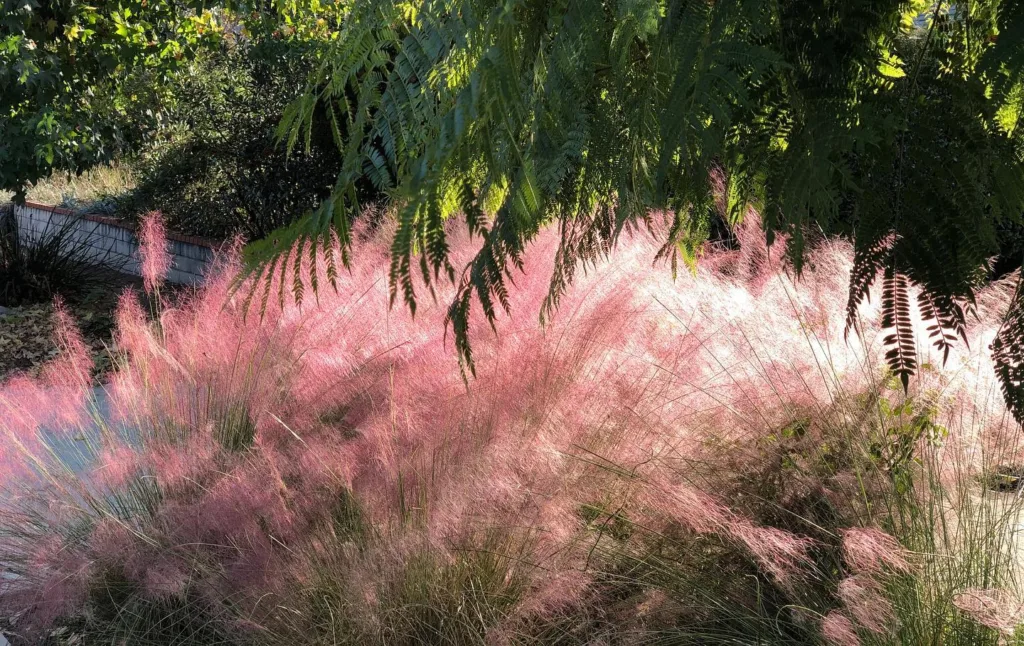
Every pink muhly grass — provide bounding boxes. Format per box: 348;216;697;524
188;466;295;542
18;566;89;634
142;558;191;600
515;570;592;618
43;300;92;390
0;302;91;479
139;210;171;293
651;481;733;535
28;536;68;571
89;518;141;567
728;522;815;584
837;574;896;635
93;443;141;489
952;587;1024;635
0;377;51;474
841;527;911;575
147;436;215;493
821;611;862;646
112;288;150;353
4;532;91;634
1;210;1020;640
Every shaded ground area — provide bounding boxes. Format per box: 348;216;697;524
0;271;143;381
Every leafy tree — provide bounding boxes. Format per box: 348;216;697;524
0;0;344;202
259;0;1024;419
116;36;343;240
0;0;225;199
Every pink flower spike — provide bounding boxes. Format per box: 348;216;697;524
953;588;1024;635
841;527;911;575
93;443;141;490
821;611;862;646
729;522;814;583
139;211;171;293
837;575;895;635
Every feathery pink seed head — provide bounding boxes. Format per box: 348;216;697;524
45;299;91;387
139;211;171;293
841;527;911;575
953;588;1024;635
142;558;190;600
837;575;895;635
93;443;141;490
821;611;862;646
659;483;733;534
729;522;814;583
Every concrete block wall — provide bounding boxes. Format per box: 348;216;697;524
14;203;217;285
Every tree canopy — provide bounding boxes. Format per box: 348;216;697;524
0;0;227;197
0;0;341;200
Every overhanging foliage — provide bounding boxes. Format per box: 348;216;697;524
255;0;1024;420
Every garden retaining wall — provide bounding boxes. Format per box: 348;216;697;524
13;203;218;285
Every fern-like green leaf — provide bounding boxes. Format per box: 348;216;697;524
881;267;917;392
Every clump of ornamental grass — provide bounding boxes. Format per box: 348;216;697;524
1;209;1023;645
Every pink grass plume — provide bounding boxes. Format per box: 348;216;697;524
139;211;171;293
953;588;1024;636
821;611;862;646
841;527;911;576
837;575;895;635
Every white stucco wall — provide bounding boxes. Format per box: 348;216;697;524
13;204;215;285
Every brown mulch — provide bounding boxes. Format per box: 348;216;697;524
0;269;194;383
0;270;143;383
0;301;118;382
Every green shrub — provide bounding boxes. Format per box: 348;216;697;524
115;38;344;241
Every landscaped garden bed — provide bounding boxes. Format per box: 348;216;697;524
6;2;1024;644
0;287;126;381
